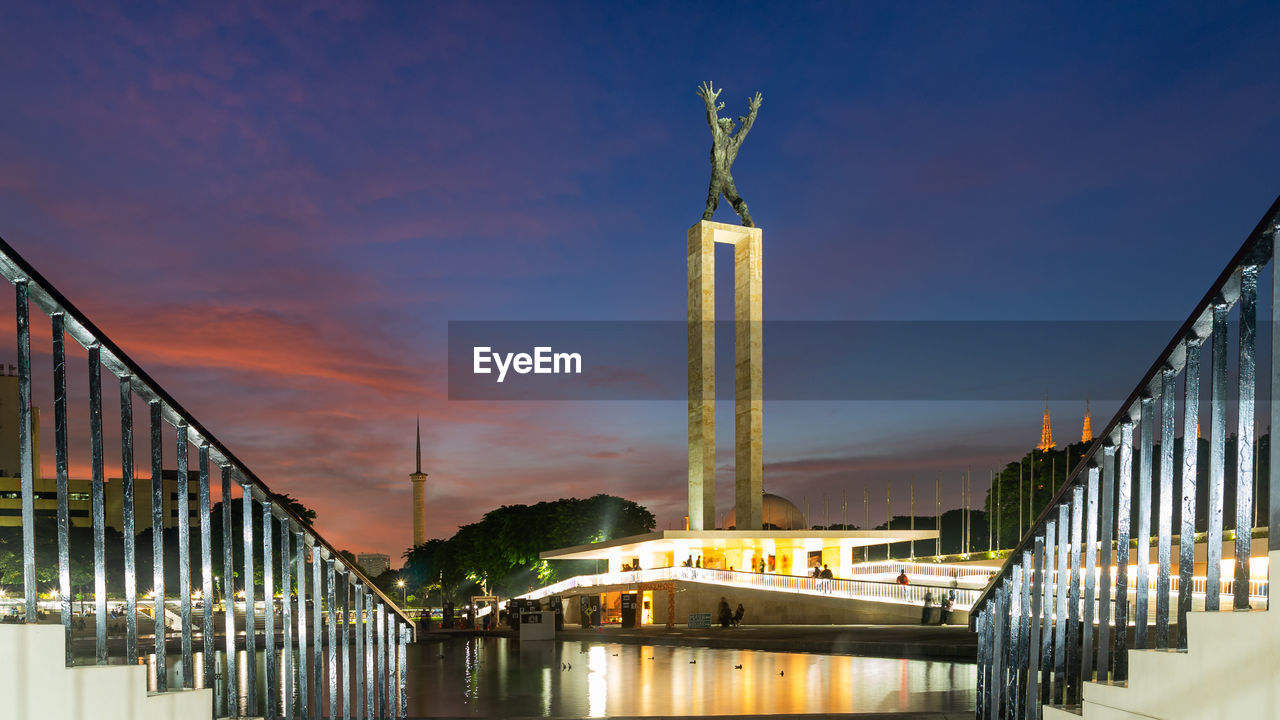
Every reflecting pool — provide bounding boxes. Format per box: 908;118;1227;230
406;636;975;717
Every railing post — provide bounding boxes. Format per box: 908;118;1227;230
398;623;409;719
15;279;36;621
341;568;352;720
1082;463;1099;684
991;584;1006;718
52;313;71;663
1039;518;1056;704
1207;300;1228;612
1017;553;1032;720
242;476;258;714
313;543;324;720
176;422;193;685
355;583;365;720
1235;265;1258;610
1067;485;1083;704
328;557;338;720
1136;395;1154;650
367;597;377;720
221;466;238;715
1114;421;1134;681
264;495;277;719
366;591;375;720
281;515;295;720
150;400;167;692
120;376;138;665
1008;566;1022;717
386;607;395;718
1053;504;1068;705
1180;337;1202;650
199;444;214;689
976;608;988;719
1026;536;1044;720
1157;367;1176;649
89;344;108;665
295;528;309;720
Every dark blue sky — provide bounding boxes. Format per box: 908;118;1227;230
2;2;1278;555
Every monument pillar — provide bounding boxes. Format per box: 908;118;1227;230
687;220;763;531
410;418;428;547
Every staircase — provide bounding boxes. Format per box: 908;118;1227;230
1042;551;1280;719
970;195;1280;720
0;624;212;720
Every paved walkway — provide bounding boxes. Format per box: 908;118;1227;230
421;623;977;662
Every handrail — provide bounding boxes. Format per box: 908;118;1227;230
970;195;1280;719
0;234;411;719
517;566;982;609
972;194;1280;617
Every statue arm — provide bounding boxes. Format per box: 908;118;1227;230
731;92;763;150
697;81;725;138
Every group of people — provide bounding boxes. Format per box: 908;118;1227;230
716;597;745;628
810;564;834;579
920;589;955;625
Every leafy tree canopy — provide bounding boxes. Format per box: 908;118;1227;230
396;494;654;601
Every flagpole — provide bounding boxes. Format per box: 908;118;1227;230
935;472;941;559
910;478;916;561
885;480;891;561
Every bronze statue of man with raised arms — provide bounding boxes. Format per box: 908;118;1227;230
696;81;762;227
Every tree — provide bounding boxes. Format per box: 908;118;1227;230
397;494;655;601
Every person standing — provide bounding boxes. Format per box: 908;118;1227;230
921;591;933;625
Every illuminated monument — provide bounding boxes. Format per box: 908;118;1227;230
688;220;763;531
689;81;765;531
535;84;940;623
410;417;428;546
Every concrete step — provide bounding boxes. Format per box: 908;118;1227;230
0;623;212;720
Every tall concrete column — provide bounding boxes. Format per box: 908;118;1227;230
410;473;427;547
410;418;428;547
687;220;763;531
734;230;763;531
687;223;716;531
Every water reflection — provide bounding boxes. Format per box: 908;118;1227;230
408;637;975;717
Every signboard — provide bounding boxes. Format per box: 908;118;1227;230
687;612;711;629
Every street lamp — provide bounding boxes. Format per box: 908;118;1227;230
396;579;406;606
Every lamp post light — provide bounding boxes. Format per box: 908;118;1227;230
397;579;406;607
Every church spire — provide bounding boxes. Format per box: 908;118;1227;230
1038;395;1056;451
1081;400;1093;443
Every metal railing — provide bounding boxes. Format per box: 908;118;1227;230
518;565;982;609
845;560;1001;581
0;235;412;719
970;194;1280;719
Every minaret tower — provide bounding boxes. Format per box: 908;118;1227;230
1081;400;1093;443
410;417;428;547
1038;396;1056;451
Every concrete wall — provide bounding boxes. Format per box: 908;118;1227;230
1043;549;1280;720
0;623;212;720
559;579;968;627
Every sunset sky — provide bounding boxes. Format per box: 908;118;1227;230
3;2;1279;560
